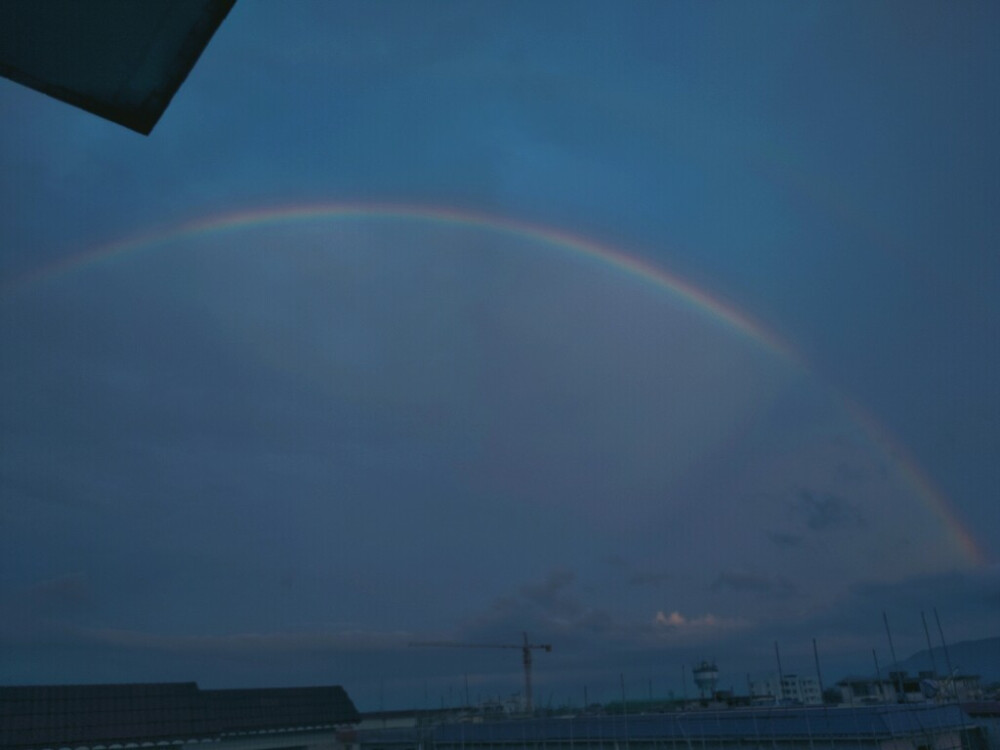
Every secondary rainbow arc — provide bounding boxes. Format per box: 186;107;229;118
1;201;988;567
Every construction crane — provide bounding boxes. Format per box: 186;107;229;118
409;632;552;713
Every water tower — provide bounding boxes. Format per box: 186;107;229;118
692;661;719;699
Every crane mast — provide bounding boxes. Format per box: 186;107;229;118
409;631;552;713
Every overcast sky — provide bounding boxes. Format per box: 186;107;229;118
1;2;998;710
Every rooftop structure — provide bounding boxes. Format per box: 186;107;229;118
693;661;720;699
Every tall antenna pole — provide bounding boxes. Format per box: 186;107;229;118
920;612;939;676
872;649;883;702
774;642;785;703
621;673;630;750
933;607;956;701
882;612;903;702
812;638;826;698
380;679;385;727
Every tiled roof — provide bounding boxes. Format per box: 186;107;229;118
0;682;359;750
205;685;361;734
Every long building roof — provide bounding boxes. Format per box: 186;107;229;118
0;682;359;750
426;704;977;744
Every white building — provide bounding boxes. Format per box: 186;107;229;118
749;673;823;705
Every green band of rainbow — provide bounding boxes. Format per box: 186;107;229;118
2;201;988;567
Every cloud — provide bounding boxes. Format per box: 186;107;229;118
653;610;747;633
458;569;626;646
768;531;803;549
79;626;414;654
628;571;673;587
845;566;1000;635
710;571;799;598
794;490;864;531
600;555;671;587
27;572;94;616
0;573;97;644
835;460;885;483
738;566;1000;678
520;568;575;605
655;611;688;627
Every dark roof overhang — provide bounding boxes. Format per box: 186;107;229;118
0;0;235;134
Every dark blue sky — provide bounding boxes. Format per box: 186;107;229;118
1;2;998;709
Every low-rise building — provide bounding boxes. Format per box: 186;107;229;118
837;672;983;705
749;674;823;705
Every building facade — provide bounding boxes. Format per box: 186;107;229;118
748;674;823;705
837;672;984;705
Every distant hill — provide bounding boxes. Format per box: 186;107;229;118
895;637;1000;684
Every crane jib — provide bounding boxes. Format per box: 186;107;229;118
408;632;552;713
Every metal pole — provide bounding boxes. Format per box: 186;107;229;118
813;639;835;750
933;608;957;701
882;612;904;702
872;649;883;702
812;638;826;699
774;642;785;703
523;632;533;713
920;612;939;677
621;673;630;750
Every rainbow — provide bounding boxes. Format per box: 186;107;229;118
1;201;988;566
